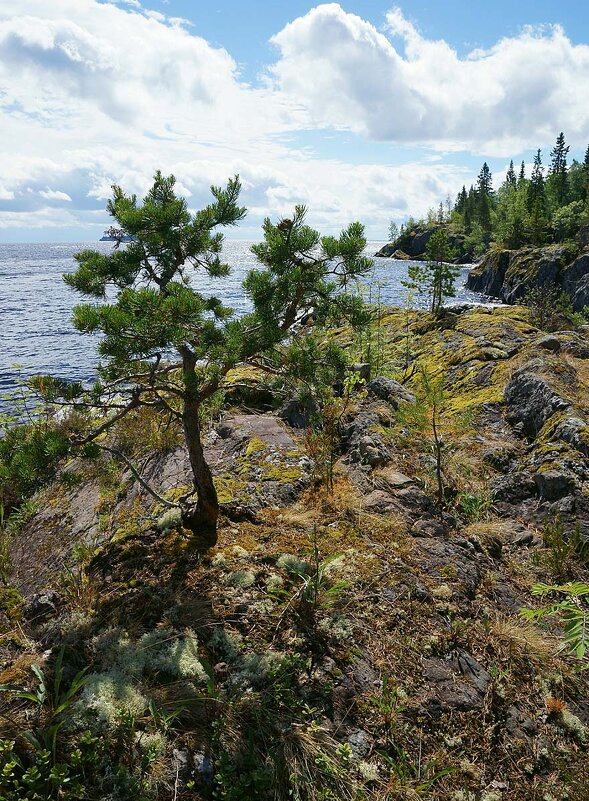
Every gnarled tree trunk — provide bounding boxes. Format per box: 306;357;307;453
180;354;219;550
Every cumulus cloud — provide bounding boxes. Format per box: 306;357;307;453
270;4;589;154
39;189;72;201
0;1;587;238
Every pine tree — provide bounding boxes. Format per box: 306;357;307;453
519;161;526;183
584;145;589;201
38;173;372;549
402;229;459;315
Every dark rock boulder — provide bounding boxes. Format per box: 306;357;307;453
366;376;416;408
482;446;520;473
554;416;589;456
536;335;562;353
466;244;587;308
504;364;570;438
278;399;312;429
421;649;491;714
412;517;447;538
563;254;589;310
534;469;576;501
491;471;537;504
466;249;511;298
343;409;392;467
415;538;483;598
375;225;474;264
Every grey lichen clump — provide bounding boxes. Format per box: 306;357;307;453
156;508;183;532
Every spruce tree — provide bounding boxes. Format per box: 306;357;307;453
528;150;549;243
505;160;517;186
548;131;570;207
476;163;493;237
477;162;493;196
454;186;468;214
519;161;526;183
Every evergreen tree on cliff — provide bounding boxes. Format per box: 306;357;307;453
495;162;528;249
528;149;549;243
505;160;517;186
548;131;570;207
402;228;458;315
476;162;493;238
45;173;371;549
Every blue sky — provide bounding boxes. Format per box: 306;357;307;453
1;1;588;241
176;0;589;65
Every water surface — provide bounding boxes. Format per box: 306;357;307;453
0;240;487;407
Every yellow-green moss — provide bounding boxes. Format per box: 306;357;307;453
215;473;250;504
0;587;24;621
245;438;266;457
261;464;303;483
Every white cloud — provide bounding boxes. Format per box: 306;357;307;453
0;1;587;239
39;188;72;201
269;4;589;154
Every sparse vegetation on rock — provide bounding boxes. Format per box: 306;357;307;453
6;217;589;798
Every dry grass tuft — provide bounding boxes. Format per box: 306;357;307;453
0;651;40;685
491;614;556;664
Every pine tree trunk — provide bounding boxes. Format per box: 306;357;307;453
180;355;219;550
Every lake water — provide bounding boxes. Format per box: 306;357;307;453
0;240;487;407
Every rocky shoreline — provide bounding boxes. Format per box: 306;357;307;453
4;304;589;798
466;244;589;309
374;225;474;264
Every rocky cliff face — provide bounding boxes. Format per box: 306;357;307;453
4;306;589;800
466;243;589;309
375;225;474;264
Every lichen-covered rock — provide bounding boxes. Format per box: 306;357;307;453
343;409;392;467
466;243;588;308
536;335;562;352
375;225;473;263
366;376;416;407
491;472;537;504
533;469;576;500
504;364;570;438
554;416;589;456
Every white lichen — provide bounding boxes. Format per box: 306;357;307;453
318;614;354;644
209;628;244;662
211;552;228;568
230;545;250;559
357;760;380;781
277;553;311;575
156;508;183;532
141;628;208;683
265;572;284;592
79;671;148;728
224;570;256;588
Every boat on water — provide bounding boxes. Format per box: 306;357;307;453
99;234;136;242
